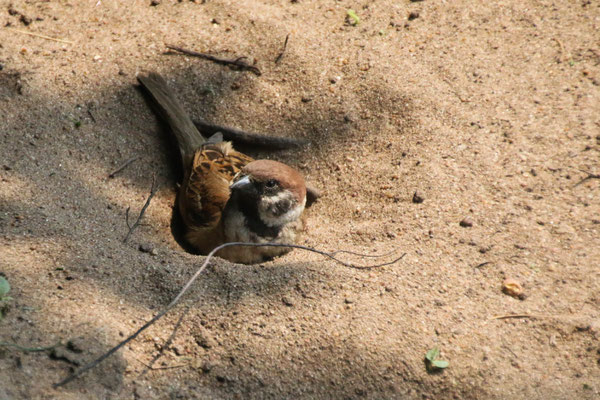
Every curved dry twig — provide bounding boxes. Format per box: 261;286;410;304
165;44;261;76
53;242;406;388
123;174;158;243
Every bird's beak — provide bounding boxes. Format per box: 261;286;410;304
230;175;251;191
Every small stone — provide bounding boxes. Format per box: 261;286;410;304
412;190;424;204
66;337;85;353
230;81;241;90
139;243;155;254
301;97;312;103
408;12;420;20
19;14;32;26
201;360;216;372
459;217;473;227
194;329;217;349
282;296;294;307
344;296;355;304
171;344;185;356
150;0;161;5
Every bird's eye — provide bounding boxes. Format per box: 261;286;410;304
265;179;278;188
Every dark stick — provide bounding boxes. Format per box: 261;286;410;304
0;341;61;352
193;119;308;149
139;307;189;376
123;175;158;243
165;44;261;76
125;207;132;230
108;156;140;178
574;169;600;187
275;34;290;64
53;243;406;388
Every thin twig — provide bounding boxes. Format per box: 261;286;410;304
53;243;405;388
7;28;74;44
443;78;471;103
123;175;158;243
134;357;188;370
574;169;600;187
329;247;401;258
125;207;132;230
108;156;140;179
490;314;536;320
165;44;261;76
87;108;97;123
0;341;61;352
552;37;567;63
275;34;290;64
140;307;189;376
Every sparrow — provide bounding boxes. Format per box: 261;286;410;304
137;72;311;264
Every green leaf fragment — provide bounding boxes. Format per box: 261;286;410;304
431;359;449;369
425;346;440;361
0;277;10;298
347;9;360;25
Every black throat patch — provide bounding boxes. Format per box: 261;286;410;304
234;192;283;239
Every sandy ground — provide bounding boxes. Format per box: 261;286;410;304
1;0;599;399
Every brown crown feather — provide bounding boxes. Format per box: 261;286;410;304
242;160;306;203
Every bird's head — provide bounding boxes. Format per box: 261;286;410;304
229;160;306;227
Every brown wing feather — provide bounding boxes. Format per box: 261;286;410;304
179;142;253;251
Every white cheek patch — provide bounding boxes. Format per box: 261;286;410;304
259;191;306;227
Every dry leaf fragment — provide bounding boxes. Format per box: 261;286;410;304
502;278;526;300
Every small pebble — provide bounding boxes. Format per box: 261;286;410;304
408;12;420;21
459;217;473;227
201;359;217;373
171;344;185;356
282;296;294;307
20;14;32;26
66;338;85;353
194;329;217;349
139;243;156;255
412;190;424;204
150;0;161;5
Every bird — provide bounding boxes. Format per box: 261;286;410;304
137;72;311;264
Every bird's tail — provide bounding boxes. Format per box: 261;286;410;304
137;72;206;165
